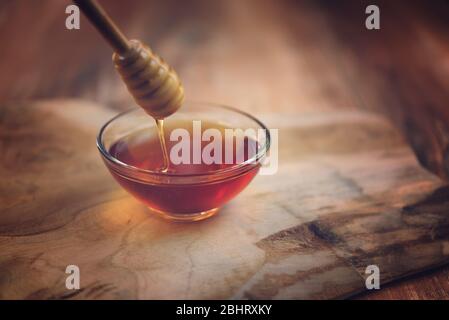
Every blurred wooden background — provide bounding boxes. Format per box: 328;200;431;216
0;0;448;299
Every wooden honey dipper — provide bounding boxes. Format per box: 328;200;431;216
73;0;184;119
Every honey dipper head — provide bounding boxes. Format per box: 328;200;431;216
113;40;184;119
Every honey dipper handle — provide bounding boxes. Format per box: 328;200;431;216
73;0;130;54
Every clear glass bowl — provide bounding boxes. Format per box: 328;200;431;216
97;102;270;222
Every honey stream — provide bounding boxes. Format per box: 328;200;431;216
155;119;170;173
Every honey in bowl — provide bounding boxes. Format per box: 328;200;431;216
98;102;270;222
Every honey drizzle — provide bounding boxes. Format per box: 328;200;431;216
155;119;170;173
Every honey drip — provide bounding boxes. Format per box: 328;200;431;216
155;119;170;173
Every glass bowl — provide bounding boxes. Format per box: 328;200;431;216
97;101;270;222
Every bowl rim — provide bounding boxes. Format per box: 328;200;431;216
96;101;271;181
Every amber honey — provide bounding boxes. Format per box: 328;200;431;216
107;120;260;220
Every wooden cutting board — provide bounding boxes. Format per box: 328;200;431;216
0;99;448;299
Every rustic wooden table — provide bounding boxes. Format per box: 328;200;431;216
0;0;448;299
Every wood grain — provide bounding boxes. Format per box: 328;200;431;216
0;100;448;299
318;0;449;180
0;0;448;299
